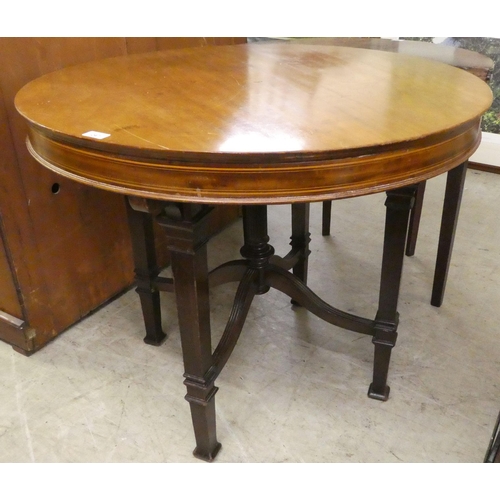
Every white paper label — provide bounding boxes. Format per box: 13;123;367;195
82;131;111;139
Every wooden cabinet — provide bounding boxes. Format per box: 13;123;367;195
0;37;245;354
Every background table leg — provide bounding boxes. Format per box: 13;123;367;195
290;203;311;284
405;181;426;257
290;203;311;306
431;162;468;307
322;200;332;236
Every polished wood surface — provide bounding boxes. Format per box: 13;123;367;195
16;43;492;204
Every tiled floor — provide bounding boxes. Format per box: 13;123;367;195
1;169;499;464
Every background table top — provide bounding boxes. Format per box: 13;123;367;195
15;43;493;204
286;38;494;80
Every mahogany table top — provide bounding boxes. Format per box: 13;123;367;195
15;43;493;204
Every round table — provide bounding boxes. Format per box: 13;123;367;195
15;43;492;461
